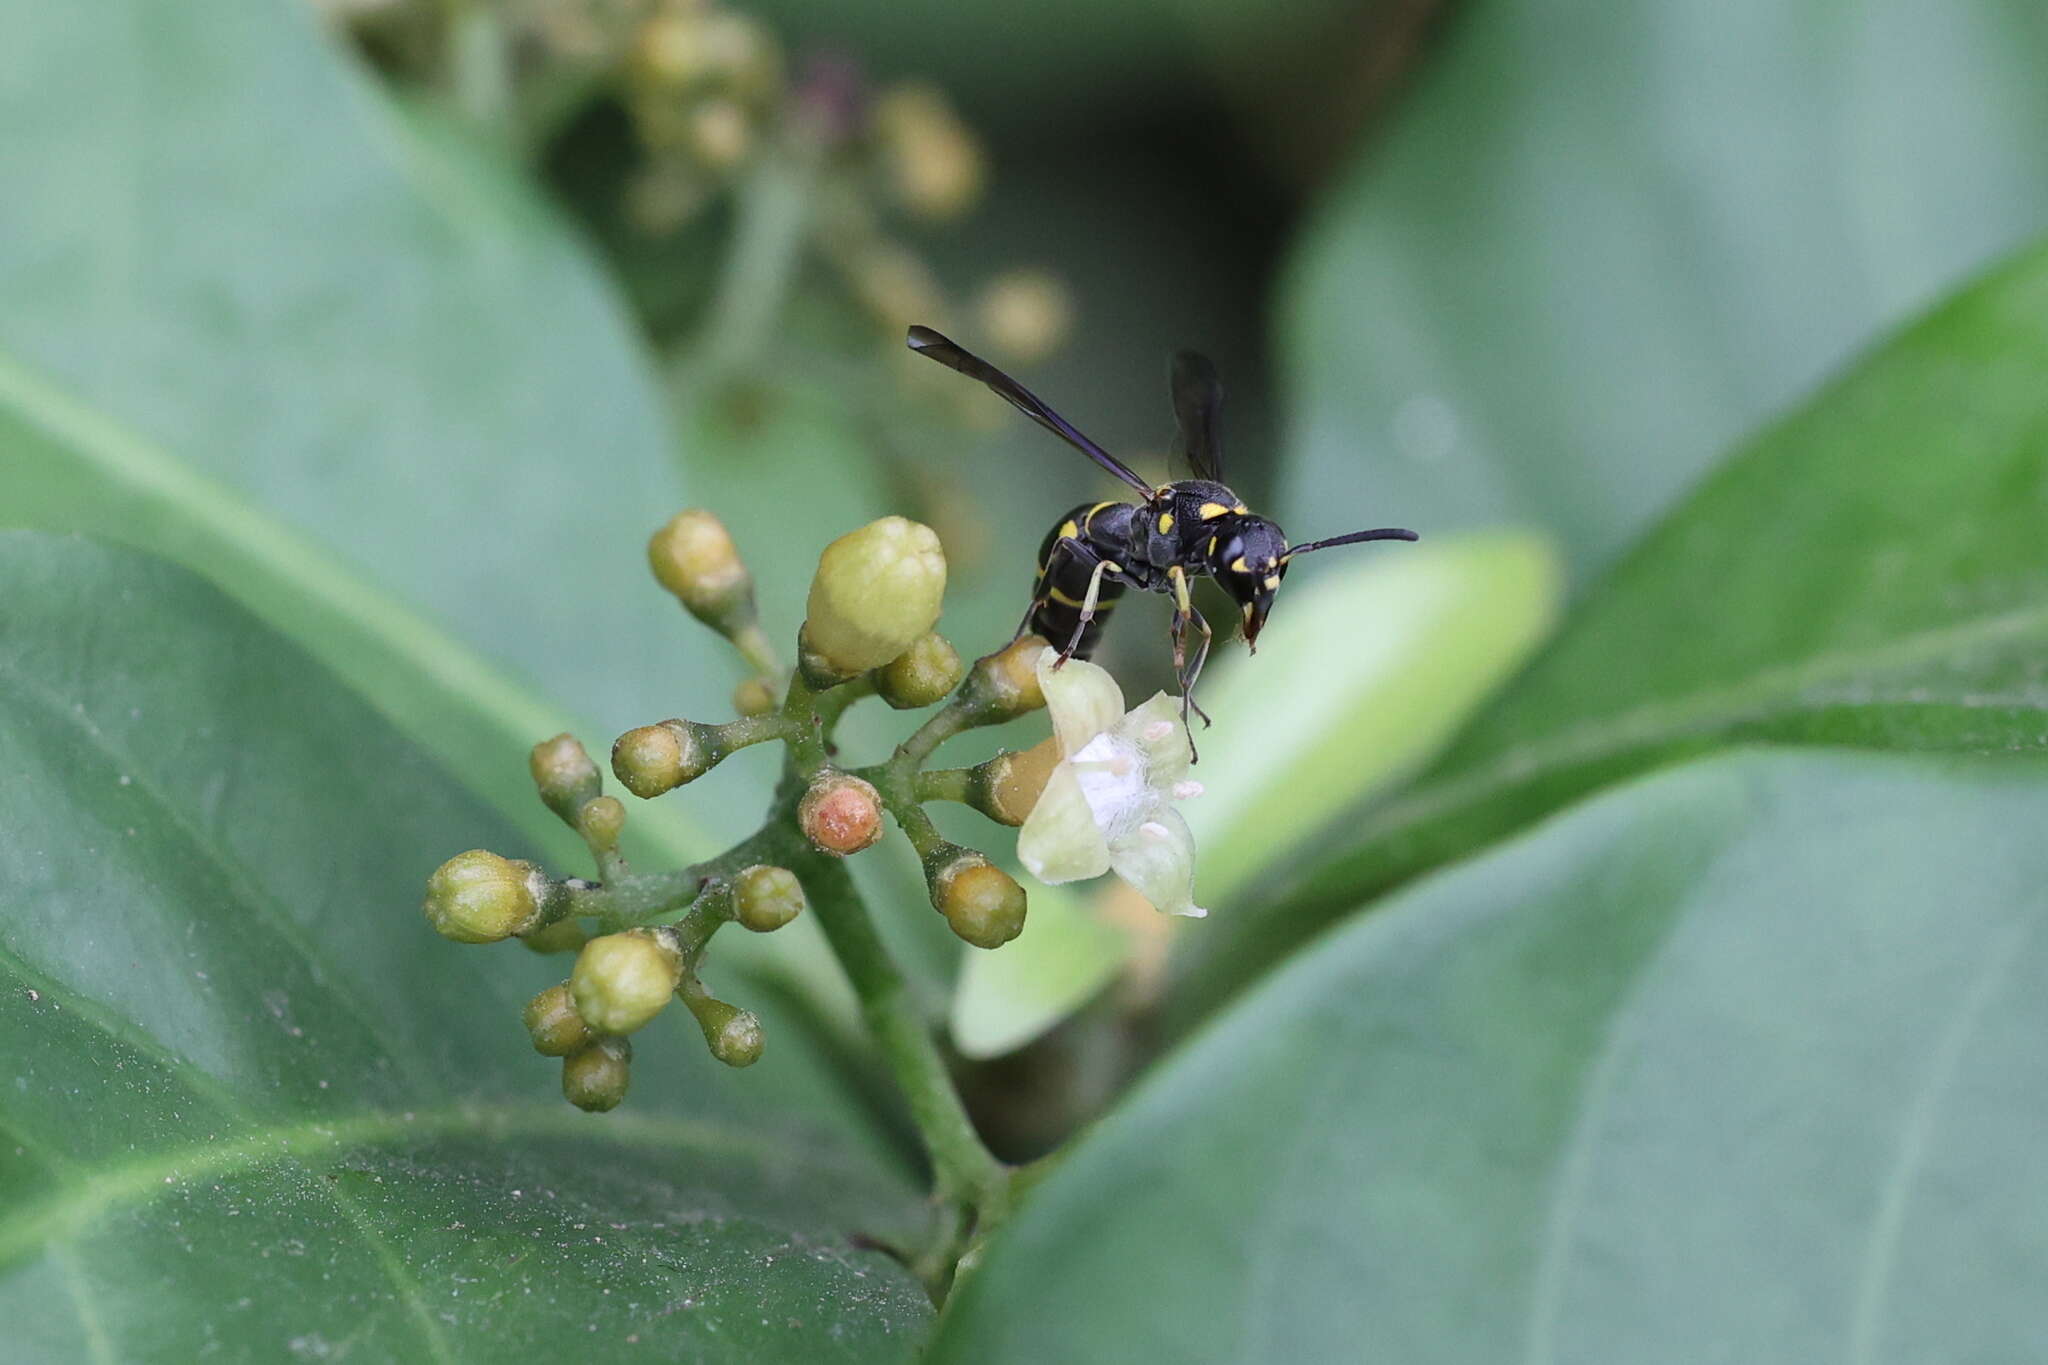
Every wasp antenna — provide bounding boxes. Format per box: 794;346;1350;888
1283;527;1420;561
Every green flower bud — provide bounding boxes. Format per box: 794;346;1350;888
928;848;1027;949
975;269;1074;366
969;738;1060;826
688;996;765;1068
610;719;720;799
959;634;1049;722
530;733;602;825
423;849;551;943
687;97;752;170
562;1036;632;1112
524;982;595;1056
570;929;683;1035
648;509;758;637
872;83;984;223
576;795;627;851
732;676;778;717
874;631;963;709
630;12;711;87
802;517;948;681
733;864;806;932
798;772;885;857
522;917;589;956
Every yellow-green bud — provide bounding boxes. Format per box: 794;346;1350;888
970;738;1060;826
570;929;683;1035
648;509;757;636
690;997;766;1068
522;917;589;955
688;98;751;170
975;269;1074;366
874;631;963;709
872;83;984;222
699;10;781;103
732;676;778;717
611;719;718;798
844;243;946;335
530;733;602;824
802;516;948;680
733;864;806;932
525;982;596;1056
798;772;885;857
423;849;551;943
562;1036;632;1112
630;12;710;88
576;795;627;851
929;850;1027;949
961;634;1049;721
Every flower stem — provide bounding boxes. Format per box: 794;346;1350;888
799;854;1008;1220
685;146;817;388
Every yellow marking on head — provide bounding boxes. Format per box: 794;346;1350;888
1229;556;1249;574
1263;574;1282;590
1198;502;1228;521
1156;512;1174;534
1059;520;1080;541
1234;502;1249;514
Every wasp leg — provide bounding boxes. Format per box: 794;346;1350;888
1177;608;1214;728
1057;552;1120;668
1164;567;1214;755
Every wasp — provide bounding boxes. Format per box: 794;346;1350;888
908;325;1418;755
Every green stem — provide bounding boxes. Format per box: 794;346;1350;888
685;146;818;387
441;0;516;136
913;767;974;807
800;855;1008;1216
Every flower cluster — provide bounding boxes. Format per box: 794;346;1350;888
422;508;1203;1112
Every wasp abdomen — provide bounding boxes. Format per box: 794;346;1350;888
1026;501;1135;658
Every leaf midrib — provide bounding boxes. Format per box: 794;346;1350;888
1344;599;2048;873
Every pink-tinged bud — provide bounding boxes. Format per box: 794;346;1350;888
798;772;884;857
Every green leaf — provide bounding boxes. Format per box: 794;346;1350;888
0;533;932;1360
1188;235;2048;1018
949;532;1559;1059
1184;531;1560;903
1278;0;2048;575
0;0;877;1017
936;750;2048;1361
0;0;741;838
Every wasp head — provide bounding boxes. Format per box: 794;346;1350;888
1208;515;1290;651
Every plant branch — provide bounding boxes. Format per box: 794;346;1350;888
798;854;1007;1218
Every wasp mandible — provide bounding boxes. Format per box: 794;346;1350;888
907;325;1417;756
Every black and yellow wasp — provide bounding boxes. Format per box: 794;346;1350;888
908;325;1418;753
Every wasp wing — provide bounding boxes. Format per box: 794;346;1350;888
1169;350;1225;482
907;325;1153;496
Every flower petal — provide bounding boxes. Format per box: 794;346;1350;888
1036;648;1125;756
1118;691;1192;789
1017;761;1113;884
1107;806;1205;917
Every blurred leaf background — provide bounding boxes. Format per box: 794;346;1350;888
5;0;2048;1356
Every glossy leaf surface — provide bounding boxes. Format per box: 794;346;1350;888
0;534;932;1361
940;751;2048;1361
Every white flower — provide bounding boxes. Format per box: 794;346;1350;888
1015;649;1208;917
